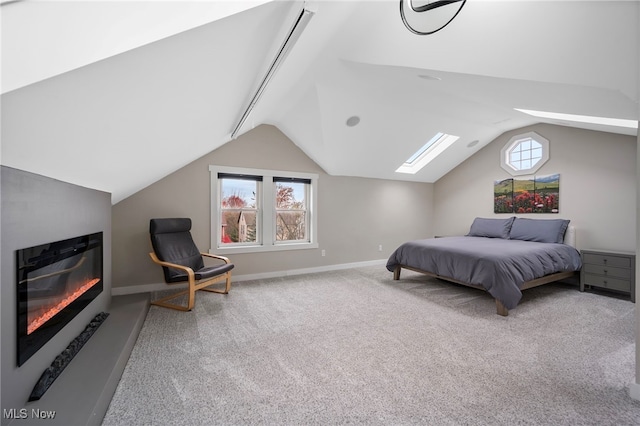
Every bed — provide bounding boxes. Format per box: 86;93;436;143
386;217;582;316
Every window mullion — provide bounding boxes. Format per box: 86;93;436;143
263;176;275;247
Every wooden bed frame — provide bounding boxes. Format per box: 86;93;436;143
393;264;576;316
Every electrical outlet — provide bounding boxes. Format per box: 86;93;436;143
321;249;326;257
378;245;383;252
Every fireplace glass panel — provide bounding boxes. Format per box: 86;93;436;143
17;232;103;366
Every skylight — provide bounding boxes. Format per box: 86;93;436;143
514;109;638;129
396;133;459;174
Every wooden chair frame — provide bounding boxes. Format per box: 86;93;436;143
149;252;232;311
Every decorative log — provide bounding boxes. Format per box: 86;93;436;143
28;312;109;401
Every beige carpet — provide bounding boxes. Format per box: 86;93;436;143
103;266;640;425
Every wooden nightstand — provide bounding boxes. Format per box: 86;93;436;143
580;249;635;302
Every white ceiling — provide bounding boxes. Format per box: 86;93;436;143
1;0;638;203
0;0;273;94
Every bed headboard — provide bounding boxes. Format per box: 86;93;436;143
565;225;576;248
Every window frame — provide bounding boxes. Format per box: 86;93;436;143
500;131;549;176
395;132;459;174
273;177;311;245
210;166;318;255
218;173;262;247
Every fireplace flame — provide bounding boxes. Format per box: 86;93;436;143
27;278;101;335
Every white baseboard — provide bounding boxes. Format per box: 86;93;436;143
111;259;388;296
629;382;640;401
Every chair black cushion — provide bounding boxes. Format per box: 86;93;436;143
150;217;192;234
171;264;235;283
150;218;216;283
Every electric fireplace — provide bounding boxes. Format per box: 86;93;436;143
16;232;103;366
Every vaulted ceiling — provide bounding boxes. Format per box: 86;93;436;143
1;0;638;204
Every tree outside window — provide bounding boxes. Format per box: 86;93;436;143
275;180;308;242
220;177;258;244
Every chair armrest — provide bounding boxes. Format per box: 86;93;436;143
149;252;196;280
201;253;231;264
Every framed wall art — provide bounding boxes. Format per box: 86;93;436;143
494;173;559;214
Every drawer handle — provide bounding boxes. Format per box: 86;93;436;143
603;259;608;264
603;280;608;286
604;269;608;274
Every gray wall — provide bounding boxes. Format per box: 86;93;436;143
636;127;640;392
0;166;112;422
434;124;637;252
112;124;434;289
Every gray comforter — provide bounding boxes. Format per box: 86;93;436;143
386;236;582;309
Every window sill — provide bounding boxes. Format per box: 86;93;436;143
210;242;319;255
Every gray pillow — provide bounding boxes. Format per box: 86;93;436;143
509;218;570;244
466;217;515;239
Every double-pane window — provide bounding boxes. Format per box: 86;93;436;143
210;166;318;254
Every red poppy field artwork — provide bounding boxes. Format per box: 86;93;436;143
494;174;559;214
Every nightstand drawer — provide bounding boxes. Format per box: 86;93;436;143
582;274;631;292
582;253;631;269
582;264;631;279
580;249;635;302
